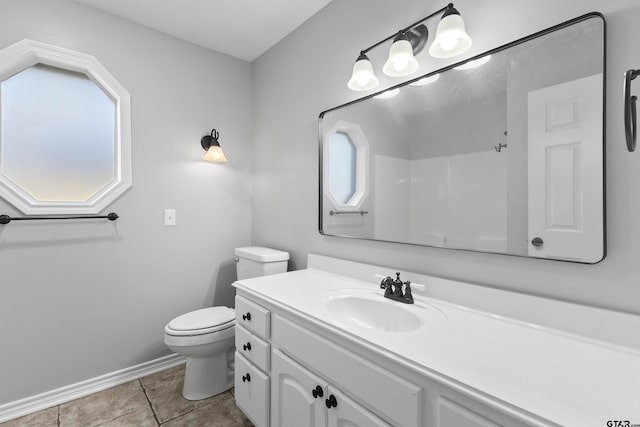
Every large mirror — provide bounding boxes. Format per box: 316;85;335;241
319;14;605;263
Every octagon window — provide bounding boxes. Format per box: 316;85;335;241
329;132;357;204
0;39;131;215
323;120;368;209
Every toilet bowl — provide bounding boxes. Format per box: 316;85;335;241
164;307;235;400
164;246;289;400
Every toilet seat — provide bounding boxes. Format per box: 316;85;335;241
165;307;235;337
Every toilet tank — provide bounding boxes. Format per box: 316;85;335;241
234;246;289;280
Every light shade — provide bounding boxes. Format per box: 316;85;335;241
428;7;472;58
348;53;379;91
383;33;419;77
201;129;227;162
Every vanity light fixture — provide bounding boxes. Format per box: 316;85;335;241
348;3;472;91
201;128;227;162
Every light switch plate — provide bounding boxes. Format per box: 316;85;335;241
164;209;176;226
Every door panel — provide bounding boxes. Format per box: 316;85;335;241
527;73;603;262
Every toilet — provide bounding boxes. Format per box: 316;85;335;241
164;246;289;400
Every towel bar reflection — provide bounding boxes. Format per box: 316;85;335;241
0;212;119;225
329;210;369;216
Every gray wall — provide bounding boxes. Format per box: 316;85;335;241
251;0;640;314
0;0;253;404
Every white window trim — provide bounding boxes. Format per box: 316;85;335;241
323;120;369;210
0;39;132;215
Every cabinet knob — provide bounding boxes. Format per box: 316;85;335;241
325;394;337;408
242;312;252;321
242;342;252;351
242;373;251;383
311;385;324;398
531;237;544;247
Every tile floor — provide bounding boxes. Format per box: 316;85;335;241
0;364;253;427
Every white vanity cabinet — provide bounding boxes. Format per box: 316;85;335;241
272;313;421;427
233;257;640;426
271;349;389;427
234;295;271;427
234;290;538;427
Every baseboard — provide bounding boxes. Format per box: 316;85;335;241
0;353;186;423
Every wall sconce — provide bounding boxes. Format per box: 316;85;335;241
201;129;227;162
348;3;472;91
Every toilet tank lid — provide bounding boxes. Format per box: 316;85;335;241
235;246;289;262
168;307;234;331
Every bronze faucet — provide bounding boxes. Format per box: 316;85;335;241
380;272;414;304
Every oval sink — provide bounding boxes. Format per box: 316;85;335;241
324;293;422;332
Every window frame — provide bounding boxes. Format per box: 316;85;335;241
0;39;132;215
323;120;369;210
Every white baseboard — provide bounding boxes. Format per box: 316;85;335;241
0;353;186;423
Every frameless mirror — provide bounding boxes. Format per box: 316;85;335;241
319;14;605;263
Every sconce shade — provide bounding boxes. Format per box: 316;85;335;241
203;145;227;162
348;53;379;91
201;129;227;162
383;32;419;77
428;7;472;58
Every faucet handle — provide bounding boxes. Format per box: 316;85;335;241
403;281;414;303
380;276;394;297
380;276;392;288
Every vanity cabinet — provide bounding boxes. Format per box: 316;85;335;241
235;291;541;427
234;352;269;426
234;295;271;427
271;349;389;427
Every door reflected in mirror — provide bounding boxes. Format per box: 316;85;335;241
319;14;605;263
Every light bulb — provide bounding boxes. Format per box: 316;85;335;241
348;53;379;91
394;57;409;71
383;36;419;77
439;35;458;52
356;73;370;86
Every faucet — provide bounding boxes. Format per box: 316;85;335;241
379;272;414;304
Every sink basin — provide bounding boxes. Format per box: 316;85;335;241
324;292;422;332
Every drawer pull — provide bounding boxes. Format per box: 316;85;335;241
242;312;252;321
325;394;337;408
242;342;252;351
242;373;251;383
311;385;324;399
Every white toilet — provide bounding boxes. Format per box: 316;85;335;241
164;246;289;400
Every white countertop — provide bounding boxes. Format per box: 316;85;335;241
234;262;640;426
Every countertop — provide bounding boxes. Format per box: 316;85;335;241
234;266;640;426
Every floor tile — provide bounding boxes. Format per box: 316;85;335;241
99;405;157;427
59;380;148;426
0;406;57;427
161;392;252;427
141;365;218;424
139;365;185;389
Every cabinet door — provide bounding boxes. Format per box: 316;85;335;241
272;349;327;427
327;386;390;427
235;352;269;427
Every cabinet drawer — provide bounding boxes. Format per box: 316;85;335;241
234;352;269;427
235;295;270;339
236;324;270;372
273;314;421;427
